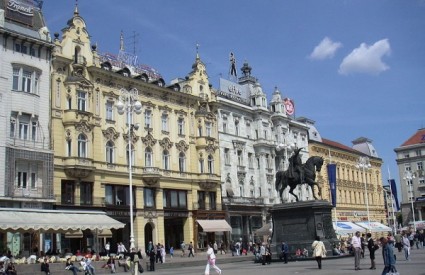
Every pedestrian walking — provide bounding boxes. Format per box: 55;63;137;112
351;231;363;270
280;241;289;264
402;231;411;260
213;241;218;254
312;236;326;269
105;241;110;256
260;243;266;265
366;232;377;270
204;244;222;275
170;246;174;258
380;237;397;275
180;241;186;257
188;242;195;257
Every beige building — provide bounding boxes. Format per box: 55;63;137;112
50;7;223;253
305;123;387;231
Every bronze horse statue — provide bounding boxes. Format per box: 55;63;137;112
275;156;324;202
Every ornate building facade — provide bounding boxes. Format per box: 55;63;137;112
394;128;425;226
306;120;386;229
0;1;54;255
218;64;309;243
51;6;222;252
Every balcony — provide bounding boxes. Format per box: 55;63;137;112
63;157;95;178
141;167;162;186
63;110;93;125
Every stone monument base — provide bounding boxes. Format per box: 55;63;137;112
271;200;338;257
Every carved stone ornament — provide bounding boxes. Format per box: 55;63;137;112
237;172;246;183
232;140;246;151
141;133;157;148
159;137;173;150
205;143;217;154
266;174;274;184
249;176;255;185
226;173;231;183
102;127;120;141
144;211;158;220
176;140;189;152
65;129;72;141
123;131;139;144
199;182;216;190
75;121;93;133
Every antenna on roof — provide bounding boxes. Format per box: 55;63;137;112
127;31;140;56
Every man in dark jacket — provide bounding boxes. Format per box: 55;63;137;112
366;233;377;270
281;241;289;264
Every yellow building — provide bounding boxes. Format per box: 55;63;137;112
308;135;387;233
50;6;223;253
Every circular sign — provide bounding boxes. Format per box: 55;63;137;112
283;98;295;115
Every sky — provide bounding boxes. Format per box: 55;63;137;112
41;0;425;195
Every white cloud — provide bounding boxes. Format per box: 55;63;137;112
309;37;342;60
338;39;391;75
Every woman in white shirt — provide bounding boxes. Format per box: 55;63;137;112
205;244;222;275
312;236;327;269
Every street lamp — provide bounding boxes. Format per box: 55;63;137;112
403;171;416;232
356;156;371;230
116;87;142;251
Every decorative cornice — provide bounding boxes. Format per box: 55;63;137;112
159;137;173;150
75;120;93;133
123;131;139;144
232;140;246;151
102;127;120;141
141;133;157;148
176;140;189;152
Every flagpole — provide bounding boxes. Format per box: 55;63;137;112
388;167;397;235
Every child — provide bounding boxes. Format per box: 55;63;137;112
170;246;174;258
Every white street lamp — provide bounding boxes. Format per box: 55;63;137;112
116;88;142;252
356;156;371;231
403;171;416;232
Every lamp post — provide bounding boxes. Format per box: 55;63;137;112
403;171;416;232
116;88;142;251
356;156;371;230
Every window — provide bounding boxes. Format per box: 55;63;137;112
223;122;227;133
31;121;37;141
207;155;214;174
126;144;135;166
163;150;170;170
416;150;422;156
161;113;168;132
19;119;29;140
80;182;93;205
404;154;410;159
77;91;87;111
12;66;40;94
198;191;206;209
17;171;28;188
266;154;270;169
264;130;268;140
235;120;240;136
248;153;253;168
106;101;114;120
178;118;185;135
246;123;251;138
77;134;87;158
145;147;153;167
417;162;423;171
206;122;212;137
198;126;202;137
106;141;114;164
61;180;75;204
224;148;230;165
257;157;260;169
209;192;216;210
67;139;72;157
179;152;186;172
105;185;132;206
144;188;155;208
163;189;187;209
405;164;411;172
237;150;243;166
199;158;204;173
239;184;244;197
145;110;152;128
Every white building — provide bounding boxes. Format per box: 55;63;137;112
217;62;309;243
394;128;425;226
0;1;54;255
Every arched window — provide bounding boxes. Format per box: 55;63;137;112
207;155;214;174
163;150;170;170
145;147;153;167
77;133;87;158
126;144;135;166
106;141;114;164
179;152;186;172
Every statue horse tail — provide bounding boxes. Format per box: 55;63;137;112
275;170;283;192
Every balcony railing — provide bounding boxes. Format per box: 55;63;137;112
222;197;264;205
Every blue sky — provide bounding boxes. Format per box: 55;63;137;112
42;0;425;192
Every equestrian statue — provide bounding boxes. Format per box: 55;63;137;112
275;148;324;202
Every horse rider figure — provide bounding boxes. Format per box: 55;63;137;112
288;148;305;185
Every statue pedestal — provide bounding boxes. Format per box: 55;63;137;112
271;200;338;257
